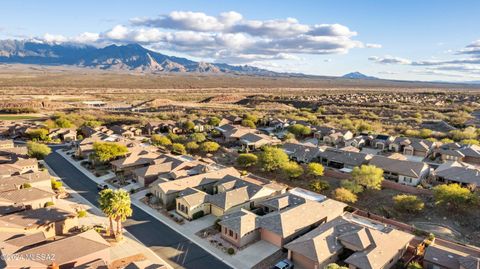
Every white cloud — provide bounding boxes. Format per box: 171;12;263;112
368;55;412;65
43;33;68;43
366;43;382;49
38;10;379;64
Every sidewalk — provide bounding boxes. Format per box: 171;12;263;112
42;159;172;269
56;149;280;269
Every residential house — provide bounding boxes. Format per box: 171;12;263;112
110;125;142;138
0;207;78;236
1;229;111;269
423;240;480;269
218;198;347;248
318;148;372;170
0;158;39;178
344;135;370;149
369;155;430;186
433;161;480;187
48;128;77;142
0;139;14;149
389;137;435;157
435;143;480;164
133;155;210;187
371;134;394;150
285;213;415;269
239;132;281;151
283;142;323;163
175;188;210;220
0;170;52;192
215;124;253;143
150;167;240;209
313;126;337;140
322;130;354;147
0;187;56;209
110;149;160;176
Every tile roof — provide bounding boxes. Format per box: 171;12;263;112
369;155;428;178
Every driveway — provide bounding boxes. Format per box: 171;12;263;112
44;151;231;269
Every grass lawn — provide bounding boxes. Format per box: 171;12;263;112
0;114;43;120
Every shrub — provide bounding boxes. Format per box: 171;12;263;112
407;262;423;269
241;119;256;129
237;153;258;167
27;141;52;159
259;146;289;171
200;141;220;153
352;165;384;190
310;179;330;192
393;194;424;213
77;210;88;218
51;179;63;190
333;188;358;203
288;124;311;136
92;142;128;163
308;162;324;177
227;247;235;255
44;201;55;207
192;210;205;220
22;183;32;189
172;143;187;155
281;161;304;179
340;180;364;194
151;135;172;147
433;183;479;210
186;141;199;151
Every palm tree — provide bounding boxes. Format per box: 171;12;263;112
110;189;133;238
98;189;115;236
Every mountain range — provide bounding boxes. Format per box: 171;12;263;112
0;40;284;75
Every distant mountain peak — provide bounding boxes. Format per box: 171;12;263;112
0;40;282;75
342;72;377;80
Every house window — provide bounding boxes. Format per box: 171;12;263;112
229;230;233;237
235;233;238;239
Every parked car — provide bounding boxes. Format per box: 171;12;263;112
272;259;294;269
97;184;108;191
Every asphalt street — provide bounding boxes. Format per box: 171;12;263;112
44;150;232;269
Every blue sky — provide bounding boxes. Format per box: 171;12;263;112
1;0;480;81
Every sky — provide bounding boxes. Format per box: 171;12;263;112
1;0;480;81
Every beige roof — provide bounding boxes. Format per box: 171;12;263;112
0;207;75;229
219;209;258;237
111;149;160;169
258;199;346;238
424;240;480;269
369;155;428;178
3;229;110;267
0;187;55;204
285;213;415;269
154;167;240;194
177;188;208;207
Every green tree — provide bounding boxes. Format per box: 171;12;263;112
241;119;256;129
98;189;115;237
209;116;221;126
110;189;133;237
461;139;480;146
55;117;73;128
288;124;311;136
283;132;295;140
184;121;195;132
243;113;259;123
393;194;425;213
352;165;384;190
27;141;52;159
419;128;433;139
185;141;199;151
441;138;454;144
237;153;258;167
26;128;49;141
281;161;304;179
324;263;349;269
190;133;206;143
84;120;102;128
340;179;364;194
259;146;289;171
308;162;324;177
407;262;423;269
151;135;172;147
310;179;330;192
22;183;32;189
92;142;128;163
200;141;220;153
333;188;358;203
172;143;187;154
44;119;57;129
433;183;478;210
